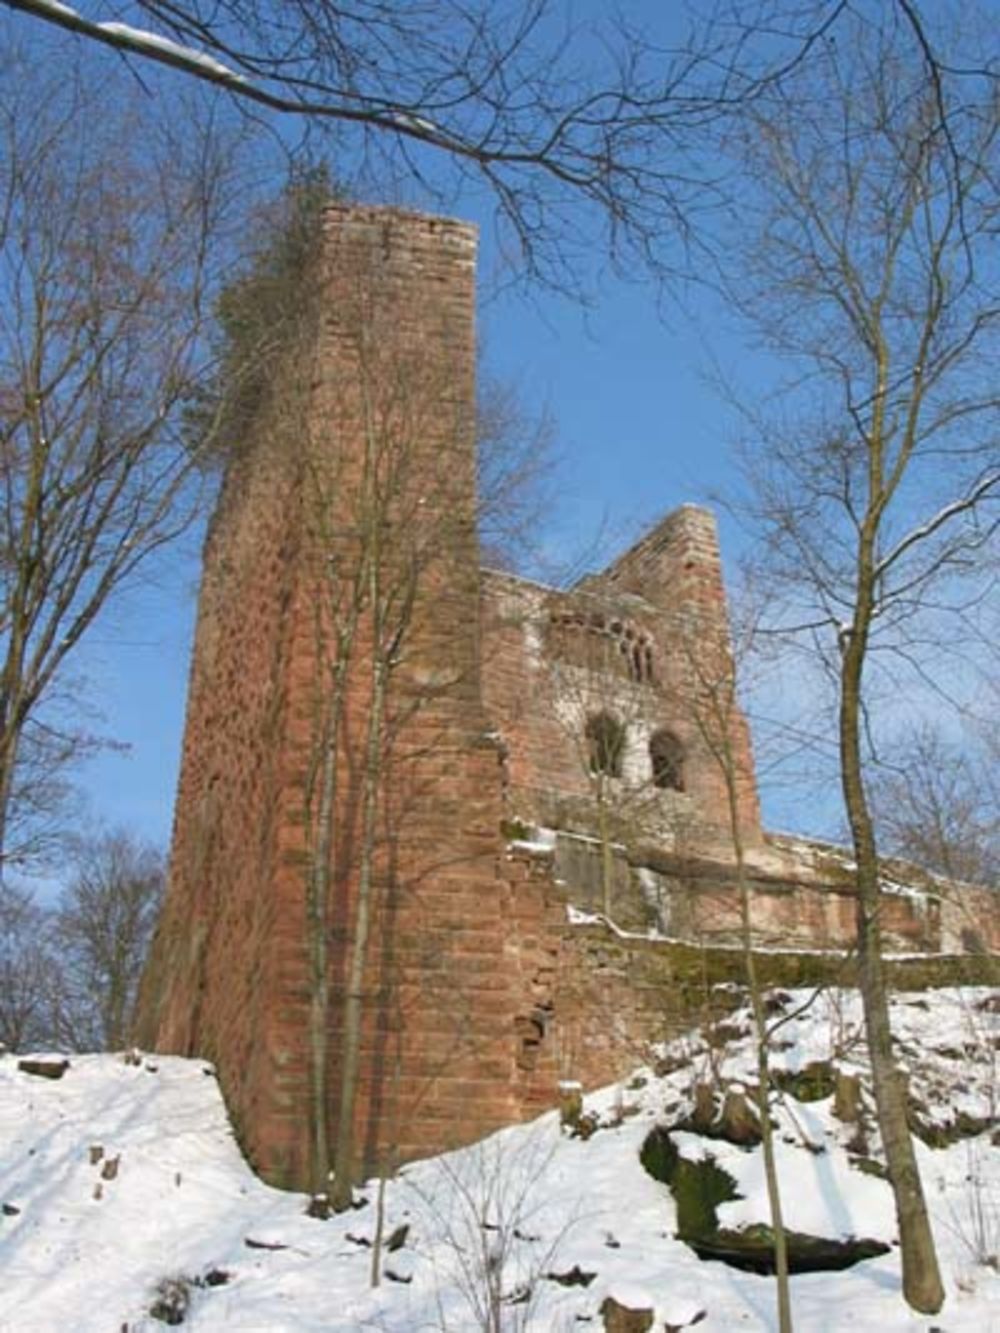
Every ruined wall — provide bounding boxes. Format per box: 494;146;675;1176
492;847;998;1111
138;203;995;1197
480;505;761;863
134;378;304;1158
137;206;577;1188
939;881;1000;954
551;898;998;1092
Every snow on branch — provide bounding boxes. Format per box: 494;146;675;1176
3;0;457;148
875;470;1000;579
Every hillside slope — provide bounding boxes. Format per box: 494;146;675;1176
1;987;997;1331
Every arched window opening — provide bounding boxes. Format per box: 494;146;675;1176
586;712;626;778
549;610;655;684
650;729;685;792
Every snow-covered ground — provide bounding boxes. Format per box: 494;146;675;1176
1;988;997;1331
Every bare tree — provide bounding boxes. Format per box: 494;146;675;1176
475;370;555;574
0;879;55;1051
0;713;99;874
0;0;892;291
404;1130;570;1333
315;343;552;1212
51;831;164;1051
727;6;1000;1313
197;174;338;1203
679;599;793;1333
871;726;998;887
314;260;489;1213
0;35;241;874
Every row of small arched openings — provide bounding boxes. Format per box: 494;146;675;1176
549;610;655;684
585;712;685;792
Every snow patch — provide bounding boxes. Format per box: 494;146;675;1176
0;986;996;1330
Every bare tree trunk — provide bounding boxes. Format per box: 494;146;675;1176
725;766;793;1333
0;728;20;875
330;644;387;1211
0;417;44;872
721;13;999;1314
305;709;336;1201
370;1170;388;1288
330;357;390;1211
304;547;363;1201
597;776;614;919
839;561;944;1315
0;59;234;878
690;620;793;1333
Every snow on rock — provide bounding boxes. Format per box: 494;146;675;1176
0;988;997;1330
506;825;558;856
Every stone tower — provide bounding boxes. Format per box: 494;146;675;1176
137;203;769;1192
137;206;545;1187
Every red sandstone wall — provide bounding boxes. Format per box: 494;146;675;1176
480;505;762;859
138;206;582;1189
655;870;937;953
940;882;1000;953
137;204;991;1200
597;505;762;845
134;409;303;1148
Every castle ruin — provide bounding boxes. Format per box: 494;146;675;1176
136;205;997;1192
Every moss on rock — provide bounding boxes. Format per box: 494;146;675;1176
641;1126;890;1275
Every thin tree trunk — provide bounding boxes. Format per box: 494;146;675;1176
723;739;793;1333
305;596;361;1201
370;927;406;1287
597;777;614;919
330;641;386;1211
306;705;336;1201
840;546;944;1316
0;426;43;874
0;727;20;876
370;1170;388;1288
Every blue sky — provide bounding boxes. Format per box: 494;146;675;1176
10;1;878;864
75;220;798;854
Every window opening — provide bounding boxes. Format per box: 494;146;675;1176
586;712;626;778
650;729;685;791
549;611;655;683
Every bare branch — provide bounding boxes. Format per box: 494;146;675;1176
875;471;1000;579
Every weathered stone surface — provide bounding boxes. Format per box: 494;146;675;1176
600;1295;654;1333
689;1083;717;1134
773;1061;836;1104
907;1100;995;1148
718;1088;762;1146
697;1225;890;1275
134;206;578;1188
481;503;763;869
558;1080;584;1129
547;1264;596;1287
833;1070;863;1124
674;1083;760;1147
641;1125;890;1276
133;201;1000;1193
17;1059;68;1080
